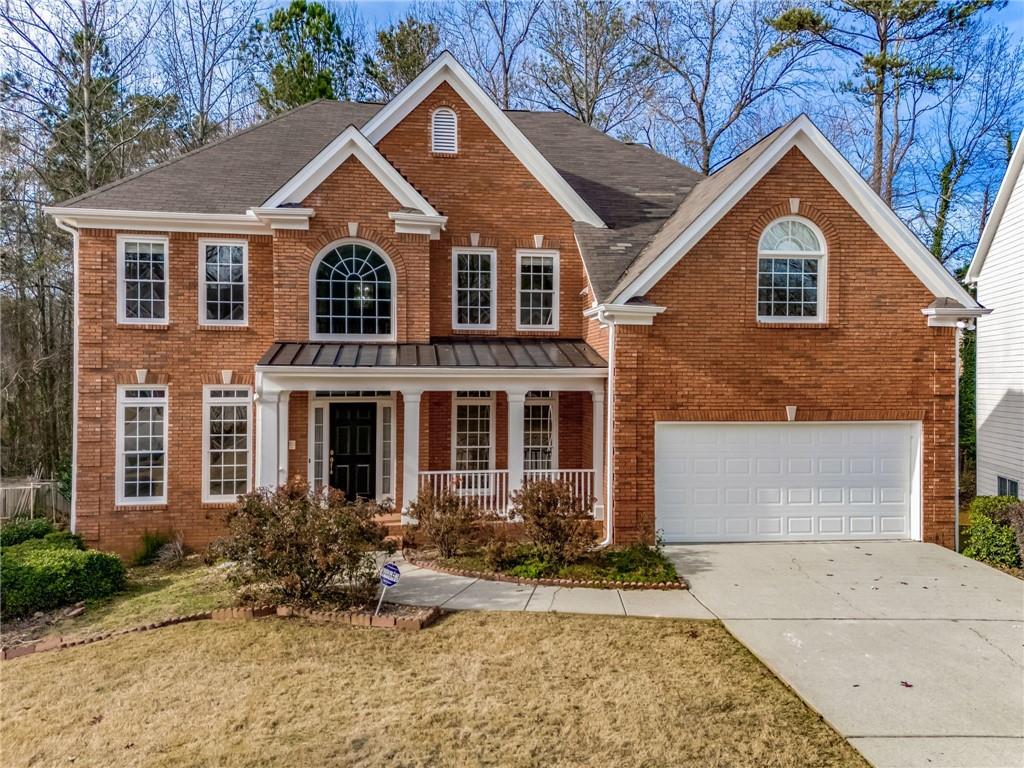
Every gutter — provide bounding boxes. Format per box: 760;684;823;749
52;217;79;534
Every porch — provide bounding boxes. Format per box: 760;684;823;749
253;340;608;519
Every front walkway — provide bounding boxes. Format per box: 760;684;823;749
384;555;713;618
665;541;1024;768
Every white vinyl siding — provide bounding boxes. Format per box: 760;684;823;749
975;164;1024;497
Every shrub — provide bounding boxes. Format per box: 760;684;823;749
1;540;126;618
215;479;394;606
511;479;596;566
134;531;173;566
963;496;1023;568
155;533;187;569
0;518;55;547
406;485;482;559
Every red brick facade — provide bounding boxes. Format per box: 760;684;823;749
609;148;956;548
70;89;957;556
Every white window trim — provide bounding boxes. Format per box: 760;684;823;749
115;384;169;506
202;385;253;503
116;234;170;325
524;391;559;470
515;249;560;332
431;107;458;154
450;391;496;470
997;475;1020;498
756;216;828;324
307;393;397;502
308;238;398;342
451;247;497;331
198;239;248;327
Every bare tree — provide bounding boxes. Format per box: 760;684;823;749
633;0;812;174
157;0;260;150
429;0;541;109
527;0;656;132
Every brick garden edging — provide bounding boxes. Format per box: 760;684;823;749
0;604;443;662
404;552;688;590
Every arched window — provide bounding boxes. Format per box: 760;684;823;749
311;242;394;339
431;107;457;153
756;217;827;322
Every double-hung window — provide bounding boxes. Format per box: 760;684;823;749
453;391;493;492
200;240;247;325
116;386;168;504
516;250;559;330
202;387;251;502
756;217;827;322
452;248;496;329
524;391;556;472
118;236;169;324
997;476;1020;498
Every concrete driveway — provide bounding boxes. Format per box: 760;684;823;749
666;542;1024;768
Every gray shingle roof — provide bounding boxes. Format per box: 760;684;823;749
258;339;607;368
59;100;708;302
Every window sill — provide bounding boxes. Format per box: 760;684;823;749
114;502;167;512
197;324;250;332
430;152;458;159
755;320;830;330
115;323;170;331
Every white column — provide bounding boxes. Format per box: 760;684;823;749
592;389;606;518
507;391;526;493
256;391;280;488
277;392;290;485
401;389;422;515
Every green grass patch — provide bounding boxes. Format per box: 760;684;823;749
435;543;679;585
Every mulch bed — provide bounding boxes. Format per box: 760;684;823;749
405;551;687;590
0;603;443;662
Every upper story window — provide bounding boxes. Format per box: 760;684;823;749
118;235;168;324
517;249;559;331
311;242;394;340
452;248;496;330
116;386;168;505
757;217;827;323
431;108;457;153
199;240;247;326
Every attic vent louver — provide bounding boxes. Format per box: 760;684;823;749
431;108;457;154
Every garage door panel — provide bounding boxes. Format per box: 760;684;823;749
655;423;916;542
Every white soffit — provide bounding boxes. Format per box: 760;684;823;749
615;115;980;309
263;125;440;216
360;52;605;228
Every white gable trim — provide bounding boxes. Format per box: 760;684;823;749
263;126;441;216
967;132;1023;283
360;52;605;228
614;115;979;310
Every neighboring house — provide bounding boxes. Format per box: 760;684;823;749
967;133;1024;500
46;53;987;556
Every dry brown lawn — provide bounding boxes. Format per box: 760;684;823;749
1;612;867;768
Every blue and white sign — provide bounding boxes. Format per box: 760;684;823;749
380;562;401;588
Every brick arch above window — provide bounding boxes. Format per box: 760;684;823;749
308;238;399;341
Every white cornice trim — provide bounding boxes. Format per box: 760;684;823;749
248;207;315;230
613;115;980;309
967;131;1023;283
583;302;667;326
388;210;447;239
921;305;992;327
43;206;272;234
262;125;440;216
360;52;605;228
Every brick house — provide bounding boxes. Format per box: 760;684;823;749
47;53;986;556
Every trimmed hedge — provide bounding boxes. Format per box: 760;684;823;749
962;496;1023;569
0;518;55;547
1;537;125;619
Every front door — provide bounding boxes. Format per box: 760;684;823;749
329;403;376;499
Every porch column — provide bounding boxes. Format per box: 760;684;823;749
277;392;290;485
507;391;526;494
592;389;606;518
256;391;280;488
400;389;422;514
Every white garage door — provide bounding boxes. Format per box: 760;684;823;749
655;423;919;542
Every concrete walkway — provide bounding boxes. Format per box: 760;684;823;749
383;555;713;619
666;542;1024;768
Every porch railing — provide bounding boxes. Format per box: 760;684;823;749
417;468;596;519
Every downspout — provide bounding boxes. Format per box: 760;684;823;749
954;323;963;551
595;317;616;549
53;217;79;533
